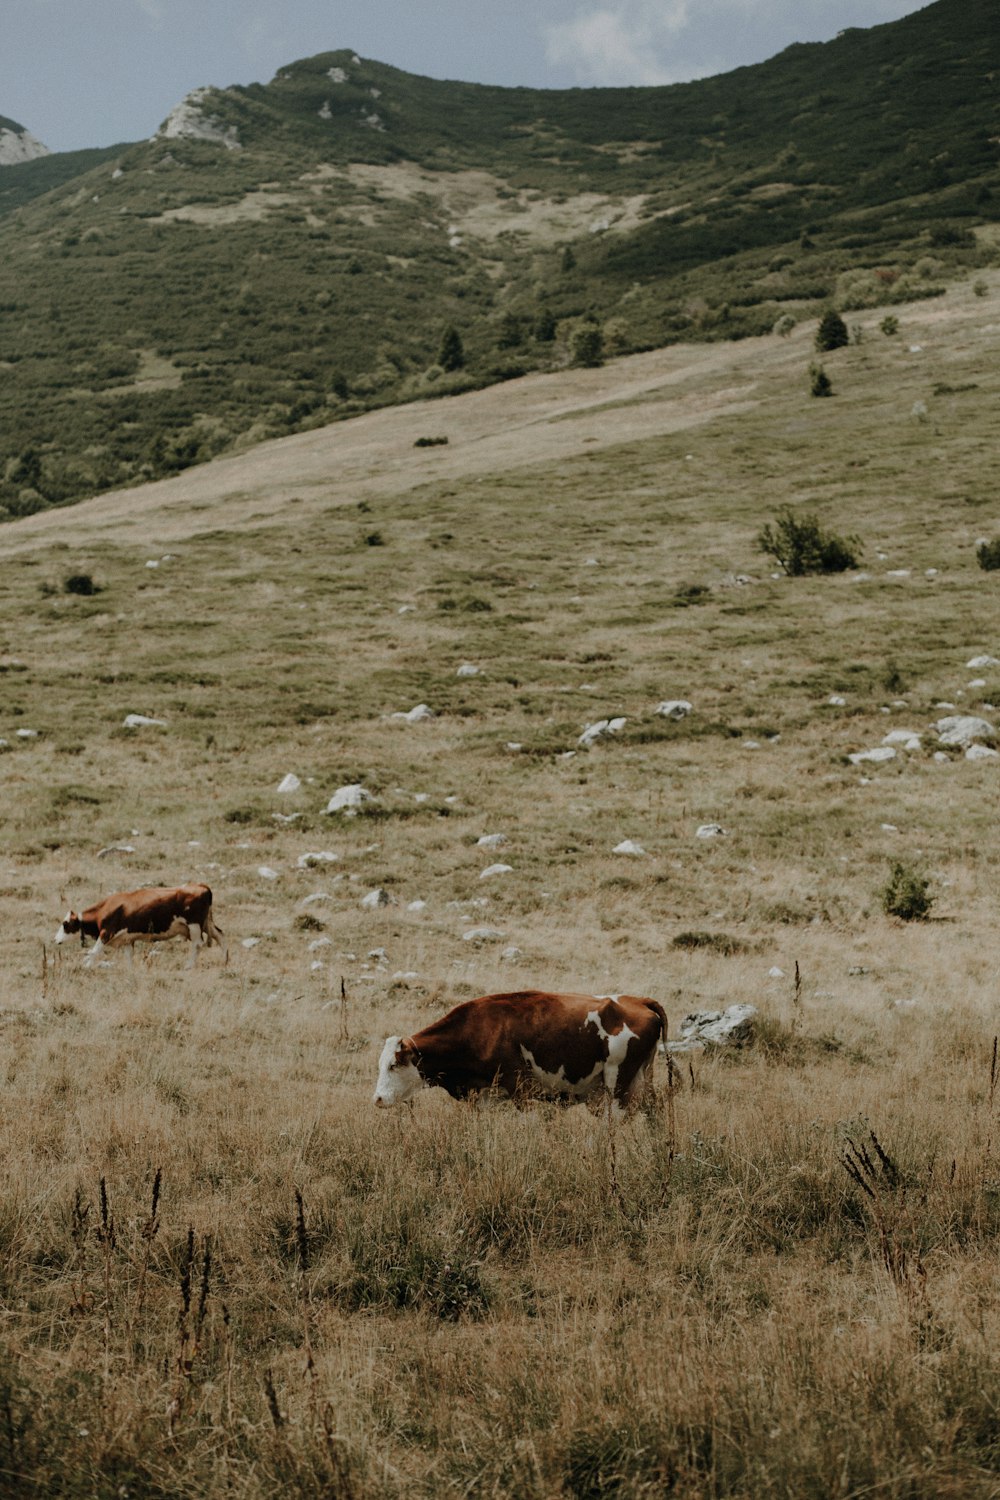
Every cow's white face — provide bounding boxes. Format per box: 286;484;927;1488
54;912;75;944
373;1036;423;1107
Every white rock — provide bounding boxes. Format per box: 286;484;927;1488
477;833;508;849
241;937;260;949
664;1004;758;1053
579;717;627;749
15;728;38;739
506;742;522;752
407;899;427;912
742;740;760;750
501;946;523;961
882;730;921;750
456;664;480;678
933;751;951;763
392;703;435;723
361;887;392;908
695;823;726;839
326;784;373;814
881;823;899;832
613;840;646;856
848;747;896;765
886;569;911;578
926;568;938;577
935;715;995;748
310;961;325;972
480;863;513;879
272;812;303;823
462;926;505;943
308;937;331;951
829;695;846;706
145;559;159;569
655;700;692;721
967;656;1000;669
966;743;1000;761
850;572;872;582
97;844;136;858
276;773;301;794
297;851;339;868
768;967;785;979
122;714;166;728
257;866;279;880
301;892;332;906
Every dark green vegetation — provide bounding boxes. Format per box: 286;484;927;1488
0;0;998;516
881;859;934;921
756;506;860;575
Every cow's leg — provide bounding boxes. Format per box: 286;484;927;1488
84;934;107;967
187;922;201;967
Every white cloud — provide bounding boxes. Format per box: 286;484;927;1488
544;0;925;86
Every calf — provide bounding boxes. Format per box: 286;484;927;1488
55;884;222;967
374;989;667;1115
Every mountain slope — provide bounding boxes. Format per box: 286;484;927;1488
0;0;996;519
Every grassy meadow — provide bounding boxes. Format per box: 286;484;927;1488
3;274;1000;1494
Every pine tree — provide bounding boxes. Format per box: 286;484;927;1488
815;308;849;352
438;326;465;372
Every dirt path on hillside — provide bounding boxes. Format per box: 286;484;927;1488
0;288;988;558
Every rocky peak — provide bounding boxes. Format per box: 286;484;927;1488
0;118;50;166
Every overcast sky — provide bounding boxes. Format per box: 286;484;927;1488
7;0;930;155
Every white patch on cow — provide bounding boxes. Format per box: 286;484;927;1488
586;1007;637;1101
373;1036;423;1106
83;936;106;968
54;915;72;944
518;1044;603;1099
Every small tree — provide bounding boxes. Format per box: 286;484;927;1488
756;507;860;576
815;308;849;351
976;539;1000;572
881;861;933;922
809;363;834;397
773;314;796;338
438;326;465;372
880;314;899;336
533;308;557;343
571;323;604;368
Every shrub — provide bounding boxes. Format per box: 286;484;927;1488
773;313;796;338
973;279;989;298
881;861;933;922
809;363;834;397
63;572;100;596
413;435;448;448
815;308;848;351
571;324;604;368
880;314;899;336
438;326;465;373
976;539;1000;571
756;507;860;576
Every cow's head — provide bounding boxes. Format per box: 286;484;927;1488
54;911;81;944
373;1035;422;1107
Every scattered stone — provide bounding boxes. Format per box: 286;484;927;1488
477;833;508;849
655;700;692;721
272;812;303;823
664;1004;758;1053
768;967;785;978
15;728;38;739
848;966;870;976
886;569;911;578
695;823;726;839
361;888;393;908
881;823;899;832
966;743;1000;761
742;740;761;750
241;937;260;949
926;569;938;578
97;843;136;858
368;947;389;963
969;678;987;689
308;937;332;951
123;714;166;728
933;751;951;763
829;695;846;706
579;717;626;749
456;663;480;678
301;892;332;906
407;899;427;912
326;784;374;815
480;863;513;879
257;866;279;880
462;926;505;943
613;839;646;856
501;946;522;961
276;773;301;794
967;655;1000;669
392;703;435;723
935;714;995;748
297;851;339;869
506;742;522;752
848;747;896;765
882;729;921;750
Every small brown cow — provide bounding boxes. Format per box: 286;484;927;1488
55;884;222;967
373;989;667;1115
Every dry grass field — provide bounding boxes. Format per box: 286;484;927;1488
4;271;1000;1496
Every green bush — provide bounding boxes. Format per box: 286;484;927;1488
809;363;834;397
438;326;465;372
63;573;100;596
756;507;860;576
571;323;604;368
880;314;899;336
976;539;1000;571
881;861;933;922
815;308;849;351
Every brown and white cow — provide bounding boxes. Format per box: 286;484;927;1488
54;884;222;967
373;989;667;1114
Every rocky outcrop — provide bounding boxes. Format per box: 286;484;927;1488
0;122;49;166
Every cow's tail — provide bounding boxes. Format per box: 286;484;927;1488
644;999;668;1045
643;1000;670;1092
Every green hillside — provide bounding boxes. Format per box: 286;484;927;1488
0;0;997;517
